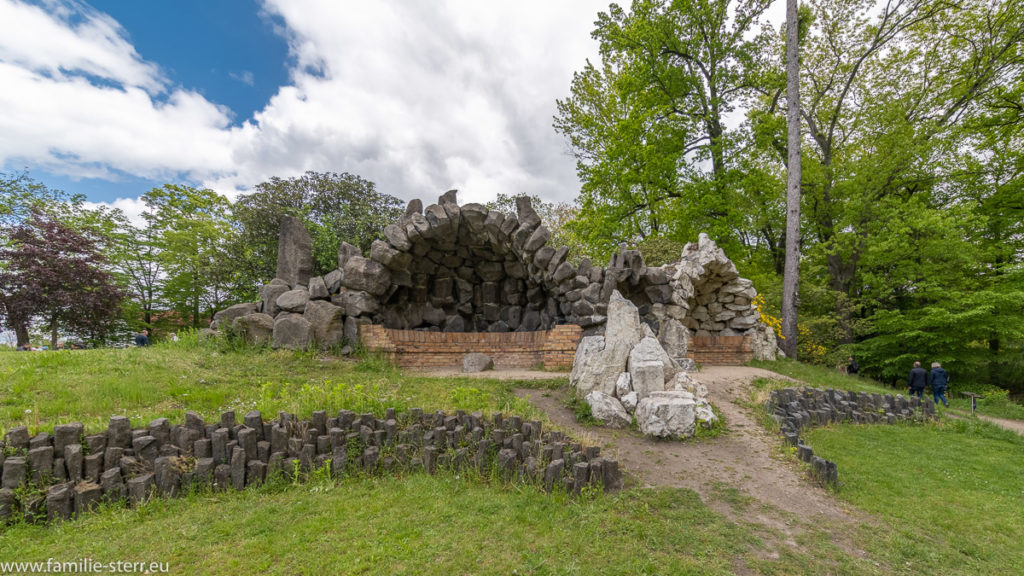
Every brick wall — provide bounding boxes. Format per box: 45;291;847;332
360;324;583;370
686;334;754;366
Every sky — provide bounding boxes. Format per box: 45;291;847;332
0;0;626;222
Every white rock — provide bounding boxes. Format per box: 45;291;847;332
620;391;638;413
659;318;690;359
570;336;605;391
749;323;778;361
571;336;631;397
615;372;632;398
695;399;717;426
605;290;644;347
669;372;707;398
629;360;664;400
584;391;632;428
635;391;697;438
629;337;679;390
641;323;657;339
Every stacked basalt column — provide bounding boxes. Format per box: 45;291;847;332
367;192;587;333
0;410;622;524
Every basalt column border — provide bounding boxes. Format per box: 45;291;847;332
361;325;583;370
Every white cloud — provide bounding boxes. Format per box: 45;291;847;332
229;70;255;86
83;195;148;226
0;0;163;92
0;0;613;207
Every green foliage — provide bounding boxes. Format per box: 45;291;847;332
142;185;237;329
554;0;779;261
229;171;402;282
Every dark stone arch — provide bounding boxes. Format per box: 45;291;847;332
360;192;573;333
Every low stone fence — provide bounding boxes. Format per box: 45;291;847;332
766;387;938;488
361;324;582;370
0;407;621;525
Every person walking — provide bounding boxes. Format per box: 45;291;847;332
928;362;949;407
847;356;859;375
908;361;927;398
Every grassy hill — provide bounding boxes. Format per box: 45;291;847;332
1;336;1022;575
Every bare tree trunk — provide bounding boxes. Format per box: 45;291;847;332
14;323;30;348
781;0;802;359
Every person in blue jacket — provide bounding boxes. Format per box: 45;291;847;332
908;361;927;398
928;362;949;407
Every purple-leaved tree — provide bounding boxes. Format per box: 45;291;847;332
0;211;124;347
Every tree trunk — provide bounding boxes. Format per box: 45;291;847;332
50;317;59;350
14;323;30;348
781;0;802;359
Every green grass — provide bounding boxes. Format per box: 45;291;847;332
3;344;1024;574
804;419;1024;575
750;358;895;395
0;476;756;575
751;359;1024;575
0;333;562;437
948;395;1024;421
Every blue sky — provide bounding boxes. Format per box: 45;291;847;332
90;1;290;124
7;0;291;204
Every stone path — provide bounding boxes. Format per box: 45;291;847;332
514;366;870;565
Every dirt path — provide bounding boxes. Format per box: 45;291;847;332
948;410;1024;435
410;368;566;381
977;414;1024;434
514;366;868;563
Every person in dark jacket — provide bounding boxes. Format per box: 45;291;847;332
908;361;927;398
847;356;859;375
928;362;949;407
134;329;150;347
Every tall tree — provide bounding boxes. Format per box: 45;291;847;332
780;0;802;358
0;171;86;344
0;211;123;347
108;215;164;328
143;185;236;329
554;0;775;259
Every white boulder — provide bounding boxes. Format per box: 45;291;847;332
695;399;717;426
669;372;707;398
635;391;697;438
584;391;632;428
604;291;644;347
620;391;639;414
570;336;631;397
615;372;632;398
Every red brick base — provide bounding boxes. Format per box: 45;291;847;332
686;334;755;366
360;324;583;370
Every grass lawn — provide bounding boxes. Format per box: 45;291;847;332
806;418;1024;576
1;340;1023;574
1;476;754;575
0;336;556;436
